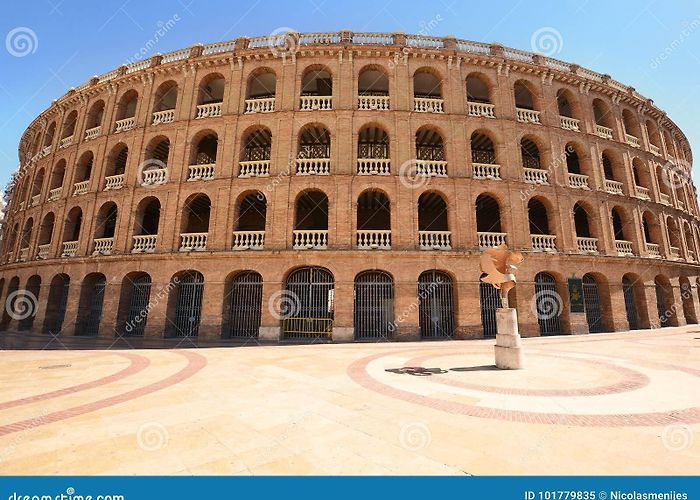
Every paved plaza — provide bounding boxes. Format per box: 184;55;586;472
0;326;698;475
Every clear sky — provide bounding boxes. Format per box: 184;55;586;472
1;0;699;190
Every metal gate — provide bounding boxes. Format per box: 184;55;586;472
418;270;454;339
622;277;638;330
480;277;500;338
173;272;204;337
582;274;604;333
282;267;334;341
655;282;669;327
534;272;562;335
124;275;152;337
83;277;106;336
51;281;70;335
354;271;394;341
228;271;263;339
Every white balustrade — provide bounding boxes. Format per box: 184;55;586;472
634;185;650;200
568;173;589;189
413;97;444;113
132;235;157;253
615;240;634;256
72;180;89;196
296;158;330;175
196;102;222;119
659;193;671;205
357;158;390;175
626;134;641;148
560;116;580;131
688;249;696;262
576;237;598;253
300;95;332;111
293;230;328;249
30;194;40;207
40;146;51;157
48;187;62;201
142;168;168;186
239;160;270;178
650;144;661;156
467;102;495;118
418;231;452;250
114;117;135;132
472;163;501;180
232;231;265;250
19;247;28;262
357;230;391;249
245;97;275;113
18;200;25;211
104;174;125;190
61;241;78;257
645;243;661;258
669;246;681;259
357;95;390;111
516;108;541;124
677;199;686;211
596;125;613;139
604;179;624;195
84;126;101;140
92;237;114;255
59;136;73;149
523;167;549;184
188;164;215;181
179;232;208;252
36;244;50;260
531;234;557;252
152;109;175;125
478;232;507;249
415;160;448;177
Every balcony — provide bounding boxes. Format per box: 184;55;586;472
48;187;62;202
659;193;672;205
357;158;390;176
634;185;650;200
669;246;681;260
531;234;557;252
36;244;50;260
615;240;634;256
523;168;549;185
357;95;389;111
645;242;661;258
478;231;507;249
72;181;89;196
245;97;275;114
650;144;661;156
152;109;175;125
293;230;328;250
30;194;40;207
688;249;696;262
559;116;580;131
104;174;125;191
59;136;73;149
92;237;114;256
142;168;168;186
296;158;330;175
576;237;598;253
84;126;101;141
179;232;208;252
300;95;332;111
61;241;78;258
239;160;270;178
604;179;623;195
516;108;540;124
418;231;451;250
596;125;613;139
40;146;51;157
19;247;28;262
132;235;156;253
232;231;265;250
626;134;641;148
677;199;686;211
467;102;495;118
187;164;215;181
472;163;501;180
357;230;391;250
415;160;448;177
568;173;589;190
114;117;135;133
196;102;222;119
413;97;444;113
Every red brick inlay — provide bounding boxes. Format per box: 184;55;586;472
347;350;700;427
0;350;207;437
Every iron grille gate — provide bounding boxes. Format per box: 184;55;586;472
83;278;106;336
282;267;334;341
173;273;204;337
418;271;455;339
44;280;69;335
354;271;394;341
582;275;604;333
622;277;639;330
479;280;500;338
124;276;152;337
535;273;562;335
655;283;668;327
228;272;263;339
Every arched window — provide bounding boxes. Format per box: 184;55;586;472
528;198;556;251
466;73;491;104
38;212;54;250
93;202;118;255
471;132;498;179
592;99;614;138
168;271;204;337
679;277;697;324
632;158;651;199
415;127;446;176
0;277;19;330
354;271;394;340
133;197;161;254
196;73;225;118
357;125;390;175
476;194;503;248
85;100;105;136
622;109;641;145
62;206;82;256
75;151;94;184
152;81;178;124
31;168;45;201
358;67;389;110
666;217;682;258
43;122;56;149
282;266;334;340
224;271;263;339
301;67;333;110
413;69;442;112
573;202;598;253
117;272;152;337
60;110;78;144
357;190;391;249
239;127;272;177
115;90;138;130
43;274;70;335
18;276;41;331
188;132;217;181
582;274;605;333
232;192;266;250
418;270;454;339
520;137;541;169
297;125;330;175
293;191;328;249
141;138;169;186
534;272;562;335
611;207;633;256
245;69;276;113
180;194;211;251
654;275;675;327
76;273;106;336
418;192;450;250
20;218;33;251
646;120;661;152
49;159;65;193
105;144;128;189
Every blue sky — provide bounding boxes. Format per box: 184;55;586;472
1;0;699;189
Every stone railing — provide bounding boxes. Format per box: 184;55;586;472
358;95;390;111
84;126;100;141
634;185;650;200
531;234;557;252
179;232;208;252
413;97;444;113
92;237;114;255
669;246;681;260
48;187;62;201
293;229;328;249
472;163;501;180
196;102;222;119
478;232;507;249
677;199;686;211
626;134;641;148
30;194;40;207
604;179;624;195
516;108;540;124
232;230;265;250
418;230;451;250
415;160;448;177
19;247;28;262
645;242;661;258
239;160;270;177
615;240;634;256
142;168;168;186
650;144;661;156
132;234;157;253
688;249;696;262
152;109;175;125
576;237;598;253
72;180;89;196
245;97;275;113
523;168;549;184
114;117;135;132
59;135;73;149
188;164;215;181
296;158;330;175
560;116;580;131
568;173;589;189
596;125;613;139
659;192;671;205
36;244;50;260
357;158;390;175
104;174;125;190
357;230;391;249
300;95;332;111
61;241;78;257
40;145;51;157
467;101;495;118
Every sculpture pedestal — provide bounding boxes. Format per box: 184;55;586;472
494;308;523;370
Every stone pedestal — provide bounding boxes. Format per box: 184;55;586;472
494;308;523;369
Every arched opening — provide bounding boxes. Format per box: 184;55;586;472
622;109;641;144
105;144;128;189
196;73;225;118
565;143;582;174
152;80;178;122
573;202;595;247
43;274;70;335
60;110;78;142
471;131;499;179
357;125;390;175
75;273;106;336
646;120;661;151
191;133;217;165
514;80;537;119
357;190;391;249
0;277;19;331
631;158;651;199
592;98;614;136
297;124;330;175
556;88;576;118
418;270;454;339
85;100;105;133
413;69;443;112
233;192;267;250
62;206;82;253
642;211;661;257
622;274;647;330
43;122;56;149
293;190;328;249
239;127;272;177
115;90;138;123
684;223;697;260
31;168;45;202
281;266;334;340
142;138;170;185
602;151;624;194
18;275;41;331
476;194;503;248
354;270;394;340
582;274;604;333
654;275;676;327
358;66;389;110
20;218;33;253
466;73;491;104
534;272;562;335
415;127;446;176
611;207;632;255
528;198;556;251
93;203;117;255
301;67;332;110
167;271;204;337
679;277;697;324
180;194;211;251
223;271;263;338
50;159;66;192
418;191;450;250
117;272;152;337
38;212;55;249
246;69;276;107
667;217;682;258
75;151;94;184
520;137;541;169
133;197;161;253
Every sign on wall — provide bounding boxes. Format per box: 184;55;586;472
568;278;584;313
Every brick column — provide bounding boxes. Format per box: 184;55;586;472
393;280;419;340
143;279;171;339
97;280;121;337
199;277;224;340
332;279;353;342
454;280;482;339
258;279;281;341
